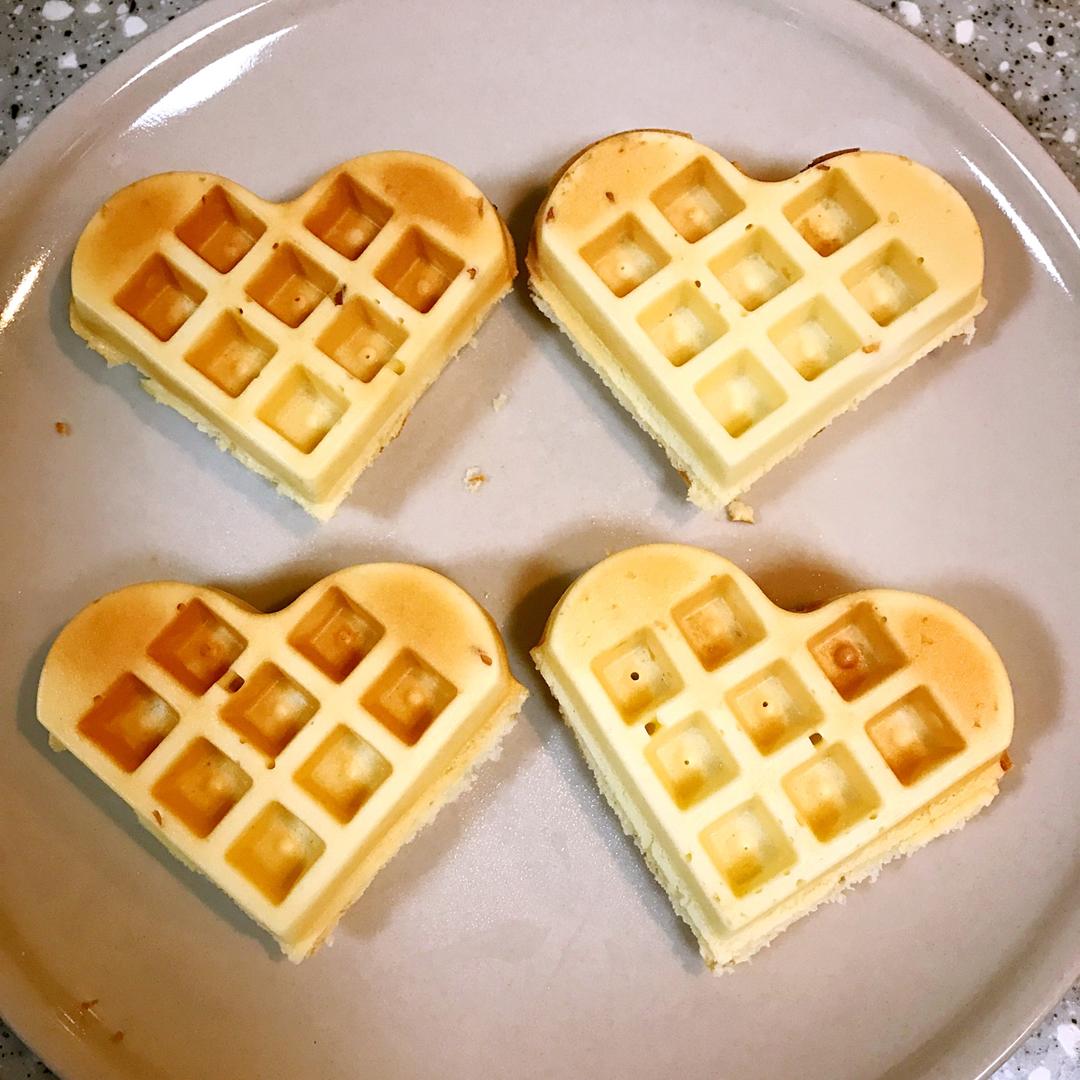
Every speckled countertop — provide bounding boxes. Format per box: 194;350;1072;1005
0;1;1077;1078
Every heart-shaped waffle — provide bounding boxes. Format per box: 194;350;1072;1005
533;544;1012;969
527;131;985;511
71;153;516;519
38;565;526;960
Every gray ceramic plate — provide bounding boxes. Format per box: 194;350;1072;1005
0;1;1077;1077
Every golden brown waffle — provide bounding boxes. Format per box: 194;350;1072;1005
533;544;1012;968
528;131;985;510
71;153;516;518
38;565;526;960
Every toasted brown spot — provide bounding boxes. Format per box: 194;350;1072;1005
151;809;163;825
604;191;615;203
467;267;477;279
862;342;880;354
806;147;861;169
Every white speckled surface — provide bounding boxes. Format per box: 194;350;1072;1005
0;1;1077;1077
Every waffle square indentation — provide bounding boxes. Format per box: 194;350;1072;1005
175;185;266;273
115;253;206;341
768;296;861;381
147;598;247;697
77;672;179;772
375;227;463;313
257;366;347;454
709;227;801;312
645;712;738;809
808;602;906;701
866;687;966;785
650;157;744;243
701;797;796;897
304;174;392;260
152;736;252;838
245;243;337;328
362;649;457;745
592;628;683;723
784;169;878;257
226;802;325;905
783;743;880;842
287;587;384;683
843;241;936;327
672;575;766;671
639;282;727;367
184;311;276;397
580;214;670;298
727;661;823;754
220;662;318;759
317;296;407;381
695;351;787;438
295;725;392;824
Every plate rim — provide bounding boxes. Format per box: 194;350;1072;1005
0;0;1077;1078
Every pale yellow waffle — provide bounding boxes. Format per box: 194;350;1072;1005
533;544;1012;969
70;153;516;519
37;565;526;960
527;131;985;510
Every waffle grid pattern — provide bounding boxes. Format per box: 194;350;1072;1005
573;157;938;454
583;569;1000;927
65;581;486;939
110;171;473;487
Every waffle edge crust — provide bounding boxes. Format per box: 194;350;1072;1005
532;544;1013;970
527;130;986;511
37;564;527;961
70;152;516;520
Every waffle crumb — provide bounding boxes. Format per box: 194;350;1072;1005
726;499;755;524
54;421;71;435
464;467;487;491
491;392;509;412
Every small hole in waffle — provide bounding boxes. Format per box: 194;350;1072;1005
257;367;348;454
184;311;277;397
220;662;319;759
639;282;728;367
645;712;738;810
317;296;407;382
808;603;906;701
650;157;745;243
866;687;966;785
288;587;384;682
245;243;337;328
783;743;880;842
362;649;458;746
783;169;878;257
673;575;766;670
579;214;670;298
294;724;392;824
226;801;325;905
767;296;861;381
843;240;937;327
151;736;253;838
147;598;247;697
375;227;464;313
114;253;206;341
695;350;787;438
709;227;802;312
701;797;796;897
304;174;392;261
175;185;267;273
592;628;683;723
77;673;179;772
727;660;823;754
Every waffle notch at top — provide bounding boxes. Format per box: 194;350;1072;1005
37;564;526;960
71;152;516;518
528;131;985;510
532;544;1012;969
